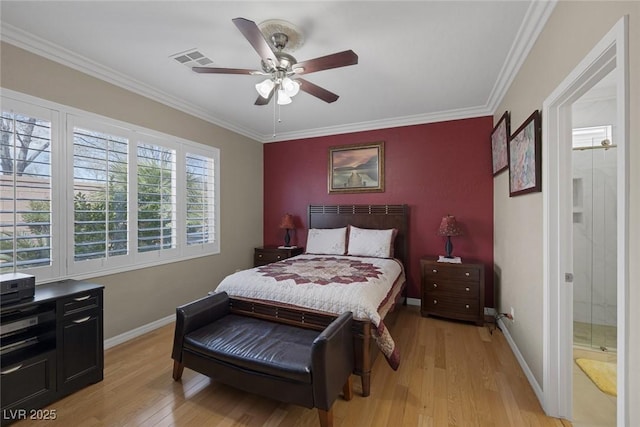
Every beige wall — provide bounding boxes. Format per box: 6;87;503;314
1;42;264;339
494;0;639;422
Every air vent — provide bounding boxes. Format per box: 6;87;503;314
170;49;214;69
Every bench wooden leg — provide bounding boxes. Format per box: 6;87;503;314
361;372;370;397
318;408;333;427
172;361;184;381
343;375;353;401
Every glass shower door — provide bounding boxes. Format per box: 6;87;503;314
572;126;617;351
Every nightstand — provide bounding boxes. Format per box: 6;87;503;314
254;246;304;267
420;256;485;325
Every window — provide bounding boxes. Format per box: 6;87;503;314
1;92;220;282
73;126;129;262
0;101;56;279
136;142;176;253
185;152;216;246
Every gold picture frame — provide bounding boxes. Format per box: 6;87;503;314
328;141;385;193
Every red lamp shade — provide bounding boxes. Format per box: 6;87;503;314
279;213;295;247
437;215;463;237
279;214;295;230
437;215;462;258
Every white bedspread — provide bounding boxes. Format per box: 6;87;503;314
215;254;405;369
217;254;403;324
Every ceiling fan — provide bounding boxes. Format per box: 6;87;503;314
192;17;358;106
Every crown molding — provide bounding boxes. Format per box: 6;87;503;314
486;0;558;115
0;24;263;142
263;105;491;143
2;1;556;143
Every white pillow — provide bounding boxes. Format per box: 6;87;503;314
347;225;395;258
306;227;347;255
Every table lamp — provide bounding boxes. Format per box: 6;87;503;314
438;214;463;258
279;213;295;247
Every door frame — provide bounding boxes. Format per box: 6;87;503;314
541;16;628;423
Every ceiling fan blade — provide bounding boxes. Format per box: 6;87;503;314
297;78;339;103
294;50;358;75
232;17;279;68
192;67;256;75
254;88;274;106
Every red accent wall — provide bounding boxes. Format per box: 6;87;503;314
263;117;495;306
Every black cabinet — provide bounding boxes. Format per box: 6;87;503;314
1;280;103;425
0;350;56;415
58;288;103;395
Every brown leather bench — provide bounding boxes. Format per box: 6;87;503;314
171;292;354;427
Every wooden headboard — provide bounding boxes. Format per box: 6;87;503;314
308;204;409;268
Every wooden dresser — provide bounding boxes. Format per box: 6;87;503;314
420;257;485;325
254;246;304;267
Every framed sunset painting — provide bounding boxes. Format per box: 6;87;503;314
328;142;384;193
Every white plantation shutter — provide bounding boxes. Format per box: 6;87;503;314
0;101;57;280
185;152;216;246
72;127;129;262
137;142;176;253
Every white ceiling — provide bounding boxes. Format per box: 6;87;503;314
0;1;555;142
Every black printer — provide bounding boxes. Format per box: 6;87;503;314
0;273;35;305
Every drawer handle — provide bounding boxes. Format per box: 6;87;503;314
1;364;23;375
433;300;438;304
433;283;437;288
432;269;438;273
465;272;470;276
74;295;91;301
258;254;263;258
276;255;281;259
465;304;470;309
73;316;92;324
465;287;470;292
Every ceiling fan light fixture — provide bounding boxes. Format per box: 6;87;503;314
282;77;300;97
255;78;275;98
277;89;292;105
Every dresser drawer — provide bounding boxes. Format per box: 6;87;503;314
424;296;480;322
253;246;304;267
423;280;479;298
423;265;480;282
254;251;285;265
60;290;101;317
0;349;56;412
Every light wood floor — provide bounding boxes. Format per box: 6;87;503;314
16;306;570;427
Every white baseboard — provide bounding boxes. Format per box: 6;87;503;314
484;307;497;316
104;313;175;350
406;297;421;306
497;318;544;404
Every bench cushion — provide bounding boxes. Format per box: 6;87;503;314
183;314;319;383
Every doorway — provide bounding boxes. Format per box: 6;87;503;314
571;87;618;425
542;17;628;426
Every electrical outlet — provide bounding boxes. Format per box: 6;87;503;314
510;307;515;321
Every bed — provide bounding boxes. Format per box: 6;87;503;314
216;204;408;396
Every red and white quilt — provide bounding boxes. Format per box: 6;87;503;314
216;254;405;369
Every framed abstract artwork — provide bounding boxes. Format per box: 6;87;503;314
508;110;542;197
328;141;384;193
491;111;510;175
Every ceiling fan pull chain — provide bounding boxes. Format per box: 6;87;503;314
272;93;278;138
